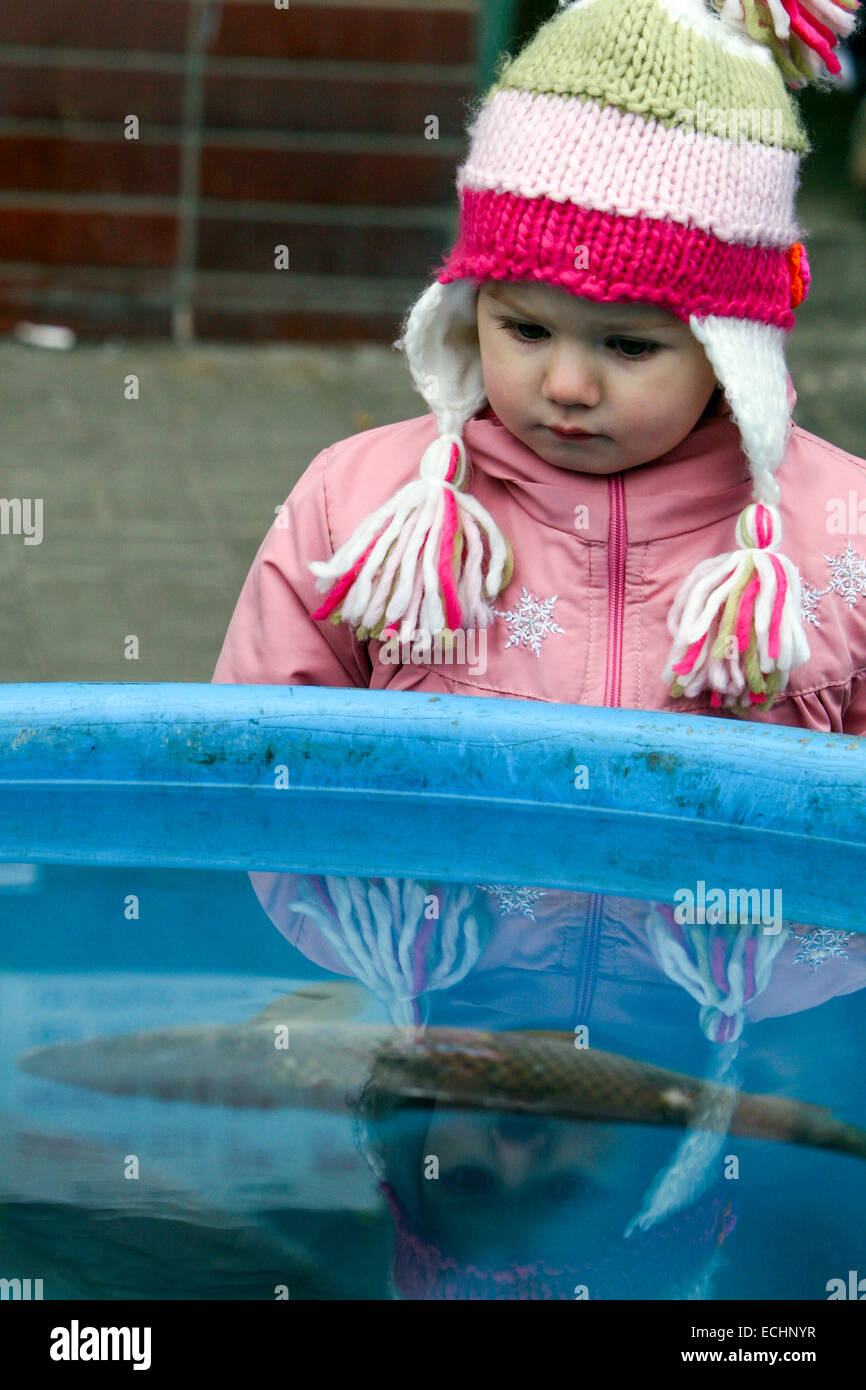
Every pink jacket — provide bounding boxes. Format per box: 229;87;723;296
211;393;866;1033
212;388;866;733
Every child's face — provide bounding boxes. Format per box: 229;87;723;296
476;281;720;474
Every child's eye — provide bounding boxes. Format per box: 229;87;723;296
607;337;658;359
497;320;658;358
498;318;549;342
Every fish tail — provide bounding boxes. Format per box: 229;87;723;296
732;1093;866;1159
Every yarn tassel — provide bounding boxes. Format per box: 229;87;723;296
645;904;790;1043
662;503;810;712
628;900;795;1235
287;876;488;1027
712;0;860;88
625;1041;740;1235
309;433;513;644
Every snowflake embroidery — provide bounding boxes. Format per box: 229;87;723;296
800;580;827;628
490;587;565;658
478;884;549;920
797;542;866;626
824;541;866;610
791;926;853;970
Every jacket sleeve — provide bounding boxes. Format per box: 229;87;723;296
745;921;866;1020
211;447;372;688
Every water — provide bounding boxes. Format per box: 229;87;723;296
1;863;863;1300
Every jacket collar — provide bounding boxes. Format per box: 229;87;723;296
462;378;798;544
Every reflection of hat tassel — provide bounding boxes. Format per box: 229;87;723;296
288;876;485;1027
663;503;810;712
309;434;513;643
625;1041;740;1237
646;904;790;1043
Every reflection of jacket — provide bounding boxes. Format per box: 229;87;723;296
213;384;866;731
250;872;866;1056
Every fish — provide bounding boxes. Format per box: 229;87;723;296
16;1006;866;1161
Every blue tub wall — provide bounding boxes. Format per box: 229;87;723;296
0;683;863;930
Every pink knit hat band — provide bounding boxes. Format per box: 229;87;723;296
437;188;807;331
381;1180;737;1300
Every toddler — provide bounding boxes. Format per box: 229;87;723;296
211;0;866;1297
213;0;866;732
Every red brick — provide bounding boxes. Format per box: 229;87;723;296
208;4;475;63
197;215;449;276
0;208;177;266
0;135;181;196
204;72;473;137
0;64;184;125
0;0;189;51
200;143;456;205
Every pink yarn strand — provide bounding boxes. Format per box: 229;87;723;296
444;440;459;485
438;486;463;630
743;936;758;1000
780;0;840;67
311;533;380;621
672;634;707;678
735;572;761;653
710;937;730;994
767;555;788;661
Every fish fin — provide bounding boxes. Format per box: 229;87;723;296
247;980;368;1026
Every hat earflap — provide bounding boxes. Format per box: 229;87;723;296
309;279;513;643
662;316;811;711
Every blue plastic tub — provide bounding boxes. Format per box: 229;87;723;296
0;684;863;1301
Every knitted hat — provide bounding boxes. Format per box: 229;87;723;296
309;0;860;713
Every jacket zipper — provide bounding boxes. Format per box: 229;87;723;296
574;889;603;1027
576;474;628;1024
604;471;627;708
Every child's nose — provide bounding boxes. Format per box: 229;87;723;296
541;342;602;408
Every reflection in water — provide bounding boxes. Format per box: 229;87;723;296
5;868;866;1298
362;1107;735;1299
250;870;866;1298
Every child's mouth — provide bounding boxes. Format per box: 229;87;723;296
548;426;596;440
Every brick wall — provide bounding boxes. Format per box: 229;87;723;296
0;0;480;342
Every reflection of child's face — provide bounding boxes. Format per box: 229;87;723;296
420;1108;661;1266
476;280;719;475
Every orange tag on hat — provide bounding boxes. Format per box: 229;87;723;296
786;242;809;309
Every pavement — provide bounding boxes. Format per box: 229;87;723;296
2;117;865;685
0;338;424;681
